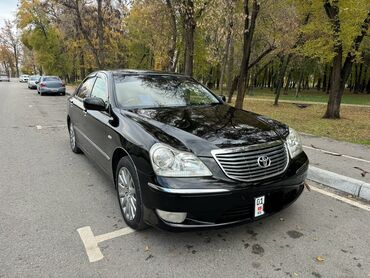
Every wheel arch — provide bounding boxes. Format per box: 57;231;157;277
112;147;138;188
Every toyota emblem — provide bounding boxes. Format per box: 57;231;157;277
257;156;271;168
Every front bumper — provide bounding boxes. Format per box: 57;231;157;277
139;152;309;230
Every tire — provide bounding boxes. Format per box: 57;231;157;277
61;92;65;96
68;122;82;154
116;157;147;230
40;92;44;96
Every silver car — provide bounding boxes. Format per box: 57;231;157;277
28;75;40;89
37;76;66;96
0;74;10;82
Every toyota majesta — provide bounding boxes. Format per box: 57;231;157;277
67;70;309;230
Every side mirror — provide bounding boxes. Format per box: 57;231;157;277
83;97;107;111
219;95;226;102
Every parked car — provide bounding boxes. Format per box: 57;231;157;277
19;75;29;82
37;76;66;96
28;75;40;89
67;70;308;231
0;73;10;82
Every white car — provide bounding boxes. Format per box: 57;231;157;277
19;75;29;82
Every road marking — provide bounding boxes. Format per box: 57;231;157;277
303;145;370;164
35;124;67;130
95;227;135;243
77;226;135;262
310;184;370;212
77;226;103;263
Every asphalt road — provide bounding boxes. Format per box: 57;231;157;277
1;80;370;278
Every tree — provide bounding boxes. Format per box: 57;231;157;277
323;1;370;118
235;0;259;109
1;20;21;77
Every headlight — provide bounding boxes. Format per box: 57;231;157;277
286;128;303;158
150;143;212;177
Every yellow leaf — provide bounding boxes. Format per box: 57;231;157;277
145;246;150;252
316;256;325;262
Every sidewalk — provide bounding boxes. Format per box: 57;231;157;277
301;133;370;183
302;133;370;200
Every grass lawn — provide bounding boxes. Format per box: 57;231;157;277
236;99;370;146
220;88;370;106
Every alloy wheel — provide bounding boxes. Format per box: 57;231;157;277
118;167;137;221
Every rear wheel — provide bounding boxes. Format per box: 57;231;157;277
116;157;147;230
69;122;82;154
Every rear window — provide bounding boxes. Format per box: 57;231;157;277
44;76;60;81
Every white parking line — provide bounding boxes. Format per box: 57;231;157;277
303;145;370;164
77;226;135;263
35;124;67;130
310;184;370;212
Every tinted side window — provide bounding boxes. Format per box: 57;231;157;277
76;77;96;99
90;77;108;102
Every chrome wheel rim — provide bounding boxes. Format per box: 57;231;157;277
69;123;76;149
118;167;137;221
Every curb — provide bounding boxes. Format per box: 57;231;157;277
307;166;370;201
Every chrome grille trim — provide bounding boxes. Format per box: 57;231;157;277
211;141;289;182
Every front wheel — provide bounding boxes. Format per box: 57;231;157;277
116;157;147;230
69;122;82;154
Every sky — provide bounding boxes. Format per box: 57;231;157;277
0;0;18;27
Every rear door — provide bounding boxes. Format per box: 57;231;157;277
68;76;97;154
82;73;114;173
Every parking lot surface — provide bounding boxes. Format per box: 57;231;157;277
1;81;370;278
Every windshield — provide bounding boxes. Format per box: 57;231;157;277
114;75;220;109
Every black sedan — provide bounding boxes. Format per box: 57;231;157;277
67;70;308;231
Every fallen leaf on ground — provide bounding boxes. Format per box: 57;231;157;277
316;256;325;262
145;246;150;252
279;217;284;221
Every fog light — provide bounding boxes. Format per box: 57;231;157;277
156;209;187;223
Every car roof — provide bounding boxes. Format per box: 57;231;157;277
108;69;188;77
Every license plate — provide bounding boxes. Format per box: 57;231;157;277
254;196;265;217
52;89;57;92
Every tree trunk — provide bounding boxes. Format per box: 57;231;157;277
235;0;259;109
324;49;343;118
274;54;291;105
322;64;327;92
284;70;292;94
226;36;234;102
165;0;177;71
295;68;304;97
183;0;195;76
97;0;104;68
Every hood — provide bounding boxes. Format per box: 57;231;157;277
124;104;288;156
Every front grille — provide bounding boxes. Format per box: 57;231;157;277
212;141;289;182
